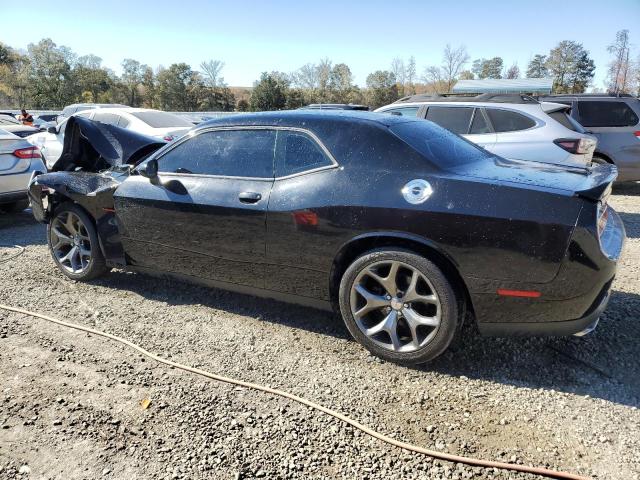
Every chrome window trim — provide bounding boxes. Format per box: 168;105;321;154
151;125;339;181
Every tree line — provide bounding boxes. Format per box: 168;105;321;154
0;32;638;113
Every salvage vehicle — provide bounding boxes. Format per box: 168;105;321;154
28;112;625;364
0;128;45;213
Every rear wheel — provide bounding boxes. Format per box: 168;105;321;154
0;200;29;213
338;249;460;364
47;203;109;280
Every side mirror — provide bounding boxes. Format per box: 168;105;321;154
140;159;158;179
47;126;57;134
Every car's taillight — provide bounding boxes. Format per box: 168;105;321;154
163;135;174;142
597;202;609;238
554;138;593;155
634;131;640;140
13;146;41;159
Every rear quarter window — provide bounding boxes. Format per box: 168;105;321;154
548;110;584;132
577;101;639;127
390;120;494;169
486;109;536;132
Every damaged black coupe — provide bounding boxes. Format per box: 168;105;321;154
29;112;625;364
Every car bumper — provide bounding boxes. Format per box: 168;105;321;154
477;279;611;337
0;158;46;204
471;208;625;338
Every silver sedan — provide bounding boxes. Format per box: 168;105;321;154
0;128;46;213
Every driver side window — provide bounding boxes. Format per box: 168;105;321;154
157;129;276;178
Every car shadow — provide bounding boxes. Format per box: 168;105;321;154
94;270;639;408
612;181;640;196
0;208;38;230
422;289;640;408
619;212;640;239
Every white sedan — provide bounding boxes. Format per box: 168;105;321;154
28;108;194;169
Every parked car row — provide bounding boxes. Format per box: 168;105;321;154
375;93;640;182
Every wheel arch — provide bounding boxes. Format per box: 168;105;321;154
329;232;473;320
593;151;614;164
51;197;108;260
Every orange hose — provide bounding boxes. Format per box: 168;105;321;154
0;304;590;480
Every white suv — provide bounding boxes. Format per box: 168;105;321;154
376;94;597;167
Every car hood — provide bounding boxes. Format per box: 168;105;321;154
455;157;617;201
51;116;166;172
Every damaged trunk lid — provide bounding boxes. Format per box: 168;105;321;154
51;116;166;172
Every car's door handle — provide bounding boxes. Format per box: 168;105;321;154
238;191;262;204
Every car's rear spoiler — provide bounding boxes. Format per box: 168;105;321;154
574;164;617;201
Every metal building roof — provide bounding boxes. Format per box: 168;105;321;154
452;78;554;94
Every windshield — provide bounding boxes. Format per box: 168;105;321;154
0;116;20;125
130;111;193;128
390;120;495;169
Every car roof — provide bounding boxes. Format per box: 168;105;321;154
197;110;418;130
393;93;539;105
539;94;639;102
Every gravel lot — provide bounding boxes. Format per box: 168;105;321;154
1;184;639;480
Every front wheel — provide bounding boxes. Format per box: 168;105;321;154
47;203;109;280
339;249;461;364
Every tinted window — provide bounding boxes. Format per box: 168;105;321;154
118;116;131;128
276;130;333;177
486;109;536;132
384;107;420;117
548;110;583;132
391;120;493;169
426;107;473;134
469;109;491;134
578;101;639;127
158;129;276;178
93;112;119;125
130;111;193;128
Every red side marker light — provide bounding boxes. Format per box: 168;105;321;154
292;211;318;226
497;289;541;298
102;207;116;213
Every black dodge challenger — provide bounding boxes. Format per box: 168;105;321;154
28;112;625;364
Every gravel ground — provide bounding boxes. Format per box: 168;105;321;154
0;184;639;480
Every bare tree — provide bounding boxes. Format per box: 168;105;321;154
441;44;469;91
505;63;520;79
200;60;226;88
406;56;416;95
607;30;633;94
390;57;406;96
422;44;468;93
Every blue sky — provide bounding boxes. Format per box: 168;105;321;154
2;0;639;89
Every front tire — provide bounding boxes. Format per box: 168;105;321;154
339;249;460;364
47;203;109;281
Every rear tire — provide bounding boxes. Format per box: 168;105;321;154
0;200;29;213
338;248;460;365
47;202;109;281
